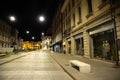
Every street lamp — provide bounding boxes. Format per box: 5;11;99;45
26;30;30;34
39;16;45;22
32;36;35;40
41;32;44;36
9;15;16;51
9;16;16;22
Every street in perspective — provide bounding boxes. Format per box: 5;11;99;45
0;50;73;80
0;50;120;80
0;0;120;80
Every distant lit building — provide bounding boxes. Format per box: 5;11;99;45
41;36;51;50
60;0;120;61
22;41;41;50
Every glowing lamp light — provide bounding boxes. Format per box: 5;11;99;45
32;36;35;40
26;30;30;34
39;16;45;22
10;16;16;21
42;32;44;36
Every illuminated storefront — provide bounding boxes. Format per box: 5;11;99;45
89;22;115;60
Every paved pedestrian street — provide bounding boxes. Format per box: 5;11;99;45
0;51;73;80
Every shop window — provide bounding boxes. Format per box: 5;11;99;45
68;41;71;54
92;30;115;60
75;38;84;56
75;39;80;54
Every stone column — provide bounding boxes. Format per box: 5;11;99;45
65;39;69;54
71;36;76;55
83;29;91;58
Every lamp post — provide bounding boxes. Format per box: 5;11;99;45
9;15;17;51
41;32;45;50
9;15;16;28
38;15;45;49
109;0;119;66
41;32;45;40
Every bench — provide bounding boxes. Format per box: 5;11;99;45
70;60;91;73
0;54;6;57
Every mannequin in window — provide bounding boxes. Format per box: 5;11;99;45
103;40;110;59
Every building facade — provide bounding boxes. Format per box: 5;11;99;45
61;0;120;61
51;3;63;53
0;19;19;52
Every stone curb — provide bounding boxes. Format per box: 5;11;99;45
0;53;30;65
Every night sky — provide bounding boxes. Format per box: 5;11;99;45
0;0;61;41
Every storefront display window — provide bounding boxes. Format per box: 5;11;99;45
68;41;71;54
75;38;84;56
92;29;115;60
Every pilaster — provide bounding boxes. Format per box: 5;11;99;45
83;28;90;58
71;36;76;55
